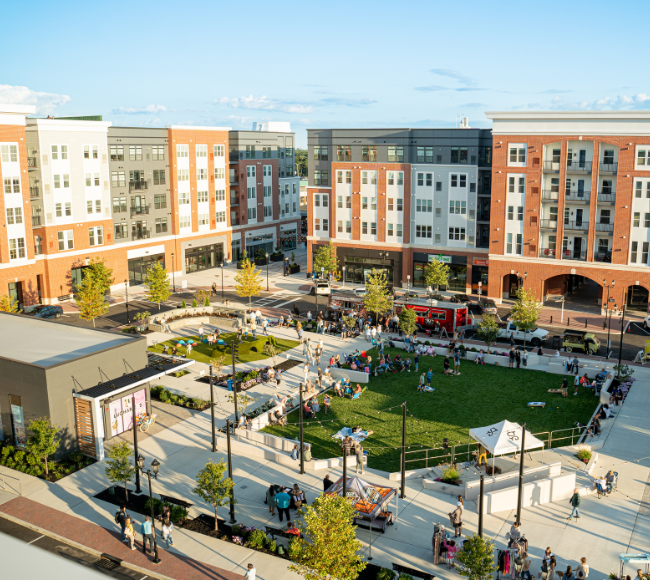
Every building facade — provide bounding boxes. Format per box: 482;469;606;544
306;127;492;292
486;111;650;313
0;106;301;306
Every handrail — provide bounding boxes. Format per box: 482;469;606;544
0;471;22;496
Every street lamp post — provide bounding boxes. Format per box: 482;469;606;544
137;455;162;565
617;304;627;376
171;253;176;293
342;266;346;288
478;281;482;297
220;262;225;303
604;279;615;353
209;365;216;452
265;253;270;292
284;257;289;277
130;396;141;494
124;279;130;324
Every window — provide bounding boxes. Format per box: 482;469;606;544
459;175;467;188
506;233;513;253
54;175;60;189
64;202;71;216
0;144;18;162
315;219;320;231
336;146;351;161
51;145;58;160
416;225;432;238
417;146;434;163
451;147;468;164
451;174;457;187
55;203;62;217
85;173;91;186
362;146;377;162
314;170;329;186
370;197;377;210
426;173;432;187
388;223;394;236
313;146;328;161
129;145;143;161
346;221;351;233
6;208;22;224
155;217;168;233
248;207;257;219
93;145;99;159
516;234;523;254
88;226;104;246
216;211;226;224
263;185;272;197
214;189;225;202
197;191;209;203
8;238;25;260
632;241;638;263
315;194;321;207
197;168;208;181
634;212;640;227
153;169;165;185
61;145;68;159
552;149;561;164
93;173;100;186
507;206;514;220
247;186;256;199
449;227;466;241
154;194;166;209
152;145;165;160
370;222;376;235
417;173;424;186
337;195;343;208
388;146;404;162
362;171;368;185
397;198;403;212
436;181;442;192
86;200;93;213
370;172;377;185
179;215;191;229
196;144;207;158
322;194;329;207
178;169;189;182
176;145;189;158
3;178;19;194
449;200;466;214
645;213;650;228
517;206;524;221
362;222;368;235
398;172;403;185
110;145;124;161
262;205;272;218
417;199;433;212
323;218;329;232
111;171;126;187
362;197;368;210
396;224;402;238
243;145;255;159
644;242;650;265
600;209;611;224
509;146;526;164
198;213;209;226
34;235;43;255
337;220;343;233
114;224;128;239
636;181;643;198
58;230;74;250
346;171;352;184
83;145;90;159
262;165;271;177
337;171;343;184
179;191;190;205
214;167;225;180
388;198;394;211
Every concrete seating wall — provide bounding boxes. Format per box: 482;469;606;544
236;429;310;453
547;359;617;379
330;367;370;384
149;307;242;332
464;462;562;500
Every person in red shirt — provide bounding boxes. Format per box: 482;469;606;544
284;521;300;536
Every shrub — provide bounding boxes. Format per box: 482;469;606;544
231;524;241;536
377;567;395;580
576;444;592;463
150;385;164;398
182;299;187;308
470;347;478;352
170;504;188;524
205;298;210;306
268;539;277;552
192;299;198;308
247;529;267;550
145;497;164;515
442;466;460;483
159;389;170;403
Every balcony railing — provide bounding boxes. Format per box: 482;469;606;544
540;219;558;229
231;216;240;226
129;180;148;191
566;160;592;173
29;186;40;198
130;204;150;217
564;191;591;203
542;189;559;201
563;250;587;261
230;178;239;185
230;196;239;206
131;228;150;240
599;162;617;173
596;222;614;232
594;251;612;263
539;248;557;258
563;220;588;232
27;157;37;168
598;192;616;203
477;213;490;222
32;215;41;227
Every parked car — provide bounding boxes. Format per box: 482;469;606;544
353;287;366;297
497;321;549;347
477;299;498;316
27;305;63;319
315;281;331;296
644;314;650;330
450;294;471;305
561;330;600;355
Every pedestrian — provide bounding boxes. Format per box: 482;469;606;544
574;374;580;396
303;363;309;383
323;393;331;414
341;323;347;340
115;505;128;541
510;335;515;348
426;368;433;386
576;558;589;580
245;563;256;580
123;516;136;550
262;318;269;335
211;282;217;297
449;501;463;537
454;351;460;373
565;567;574;580
275;487;291;522
515;348;521;368
251;320;257;338
521;553;532;580
307;311;312;322
509;347;515;368
522;349;528;368
266;484;277;516
256;309;262;324
561;377;568;398
365;324;371;342
161;518;174;548
323;474;334;492
186;342;192;356
140;516;154;554
356;445;364;474
414;353;419;372
303;337;310;355
198;324;204;339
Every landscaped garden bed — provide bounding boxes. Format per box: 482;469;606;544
0;444;95;482
150;385;209;410
95;487;189;524
193;358;303;392
262;345;599;472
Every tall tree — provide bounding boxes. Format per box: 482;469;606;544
86;257;114;295
424;258;450;292
456;534;498;580
234;256;263;311
363;269;393;323
105;441;135;501
76;274;109;327
398;307;417;336
295;148;308;177
476;314;500;353
289;494;366;580
26;418;60;476
313;242;339;279
0;294;19;313
193;459;236;530
134;311;151;332
144;261;171;310
510;287;544;347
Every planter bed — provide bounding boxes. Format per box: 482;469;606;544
94;487;189;524
0;443;95;482
193;359;303;391
150;385;210;410
270;253;285;262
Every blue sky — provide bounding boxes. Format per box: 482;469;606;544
2;0;650;147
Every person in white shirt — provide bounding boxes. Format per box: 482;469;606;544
245;563;256;580
255;309;262;324
307;311;312;321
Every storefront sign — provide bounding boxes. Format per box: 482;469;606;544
473;259;489;266
109;389;147;437
10;404;26;447
428;254;451;264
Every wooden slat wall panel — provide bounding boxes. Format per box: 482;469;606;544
74;399;97;459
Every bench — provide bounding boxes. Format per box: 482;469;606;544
265;525;300;541
392;563;435;580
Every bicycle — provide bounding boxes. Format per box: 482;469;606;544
137;413;157;432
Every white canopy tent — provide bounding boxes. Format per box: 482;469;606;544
469;420;545;472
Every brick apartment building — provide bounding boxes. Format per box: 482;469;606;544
0;105;300;307
486;111;650;314
306;127;493;293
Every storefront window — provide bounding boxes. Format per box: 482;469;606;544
185;243;224;273
9;395;26;447
107;389;147;438
343;256;394;285
281;229;297;251
447;265;467;292
128;253;164;286
246;233;274;259
232;240;242;261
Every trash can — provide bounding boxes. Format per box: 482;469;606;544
227;379;234;392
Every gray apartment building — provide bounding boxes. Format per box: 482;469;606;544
307;125;493;293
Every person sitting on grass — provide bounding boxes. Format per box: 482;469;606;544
404;357;412;372
333;381;344;397
350;360;358;371
350;384;363;399
303;401;314;419
352;425;374;436
443;356;455;375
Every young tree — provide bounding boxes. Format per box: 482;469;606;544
209;354;227;378
510;287;544;347
289;494;366;580
424;258;450;292
476;314;500;353
363;269;394;324
263;343;279;367
134;311;150;332
234;257;263;311
193;459;236;530
0;294;19;313
313;242;339;279
456;534;498;580
86;257;114;295
105;441;135;501
26;418;60;476
398;307;417;336
226;392;255;415
144;261;171;310
76;274;109;327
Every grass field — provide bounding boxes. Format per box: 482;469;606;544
148;333;300;365
262;347;598;472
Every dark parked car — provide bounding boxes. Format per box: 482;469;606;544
450;294;471;305
477;299;498;316
27;305;63;319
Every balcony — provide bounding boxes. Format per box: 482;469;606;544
542;189;559;201
539;248;557;258
131;228;150;240
130;204;150;217
564;191;591;203
477;213;490;222
540;219;558;230
563;220;588;232
597;191;616;203
230;177;239;185
32;215;41;227
129;180;148;191
566;160;592;173
543;161;560;173
596;222;614;232
29;186;40;198
231;216;240;226
599;162;617;173
230;196;239;206
594;251;612;263
27;157;37;168
563;250;587;261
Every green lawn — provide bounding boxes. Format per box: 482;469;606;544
148;332;300;365
262;347;598;472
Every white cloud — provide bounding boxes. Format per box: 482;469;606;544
112;104;167;115
137;118;161;127
0;84;71;115
217;95;313;114
226;115;255;126
429;68;478;87
551;93;650;111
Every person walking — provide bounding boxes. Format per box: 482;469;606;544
262;318;269;335
303;337;310;355
356;445;365;474
198;324;204;339
522;349;528;368
140;516;154;554
211;282;217;297
245;563;256;580
124;516;136;550
161;518;174;548
323;393;331;415
275;488;291;522
256;309;262;324
303;363;310;384
115;506;128;542
323;474;334;492
574;374;580;396
266;484;277;516
449;501;463;537
568;488;581;520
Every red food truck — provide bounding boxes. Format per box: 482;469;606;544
327;289;366;317
393;296;469;334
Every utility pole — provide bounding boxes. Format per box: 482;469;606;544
231;341;240;425
516;424;526;525
400;401;406;499
209;364;216;452
226;419;236;524
617;304;627;376
299;382;305;475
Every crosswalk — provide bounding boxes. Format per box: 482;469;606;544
253;291;304;308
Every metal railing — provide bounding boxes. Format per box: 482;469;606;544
541;189;559;201
230;196;240;206
566;160;592;172
130;204;150;217
27;157;37;168
539;248;557;257
599;162;618;173
564;191;590;203
542;161;561;172
477;213;490;221
540;219;558;229
0;471;22;496
563;250;587;261
129;180;148;191
563;220;588;231
598;192;616;203
29;186;40;198
32;215;41;227
131;229;150;240
594;251;612;262
596;222;614;232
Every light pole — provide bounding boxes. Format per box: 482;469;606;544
137;455;162;565
131;396;141;494
209;364;216;452
265;253;270;292
171;253;176;293
299;382;305;475
617;304;627;376
220;262;225;303
342;266;346;288
478;280;482;298
124;279;130;324
226;419;237;524
604;279;615;353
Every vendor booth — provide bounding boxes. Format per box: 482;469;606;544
619;554;650;579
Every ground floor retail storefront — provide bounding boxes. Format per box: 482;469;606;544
311;246;402;286
128;253;165;286
184;243;224;274
412;253;488;294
